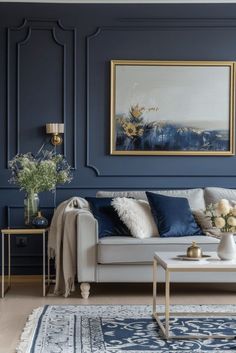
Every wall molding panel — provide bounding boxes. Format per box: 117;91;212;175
6;18;77;169
3;1;236;4
116;17;236;25
86;27;102;176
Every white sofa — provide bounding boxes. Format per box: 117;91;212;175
77;187;236;298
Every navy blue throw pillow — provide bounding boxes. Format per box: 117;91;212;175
146;192;202;237
86;197;131;238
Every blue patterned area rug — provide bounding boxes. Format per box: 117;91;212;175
17;304;236;353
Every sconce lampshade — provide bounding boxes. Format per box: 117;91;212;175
46;123;64;134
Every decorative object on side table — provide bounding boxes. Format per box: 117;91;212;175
32;211;48;229
24;192;39;225
205;199;236;260
187;241;202;258
8;149;72;226
177;241;211;261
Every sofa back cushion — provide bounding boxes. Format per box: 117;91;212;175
97;188;205;211
146;192;202;237
205;187;236;206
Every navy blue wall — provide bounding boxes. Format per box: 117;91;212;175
1;2;236;273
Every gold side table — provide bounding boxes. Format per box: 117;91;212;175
1;228;50;298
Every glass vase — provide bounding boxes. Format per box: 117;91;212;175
24;192;39;226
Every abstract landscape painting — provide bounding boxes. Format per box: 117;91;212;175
110;61;235;155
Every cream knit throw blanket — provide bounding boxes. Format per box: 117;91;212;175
48;197;89;297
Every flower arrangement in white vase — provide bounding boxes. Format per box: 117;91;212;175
206;199;236;260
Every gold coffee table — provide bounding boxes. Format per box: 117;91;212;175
153;251;236;340
1;228;50;298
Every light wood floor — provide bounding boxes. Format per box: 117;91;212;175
1;277;236;353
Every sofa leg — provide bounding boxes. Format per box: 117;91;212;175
80;283;90;299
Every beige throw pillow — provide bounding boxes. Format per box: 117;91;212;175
192;209;221;238
111;197;159;239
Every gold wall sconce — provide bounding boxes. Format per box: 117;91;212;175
46;123;64;146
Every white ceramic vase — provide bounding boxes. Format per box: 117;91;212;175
217;232;236;260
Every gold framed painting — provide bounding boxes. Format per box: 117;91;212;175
110;60;235;156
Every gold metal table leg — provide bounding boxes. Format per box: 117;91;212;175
46;229;50;295
152;259;157;314
8;234;11;289
152;259;167;338
1;233;10;298
165;270;170;339
43;230;45;297
48;253;50;287
1;233;4;298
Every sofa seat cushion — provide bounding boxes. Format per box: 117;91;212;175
97;235;219;264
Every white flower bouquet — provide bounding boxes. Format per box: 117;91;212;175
8;150;72;193
8;148;73;225
205;199;236;233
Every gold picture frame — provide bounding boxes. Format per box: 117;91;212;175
110;60;235;156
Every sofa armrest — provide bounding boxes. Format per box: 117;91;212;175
77;210;98;283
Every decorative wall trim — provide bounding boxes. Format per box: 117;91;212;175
86;23;236;177
17;27;32;154
11;253;45;257
117;17;236;25
2;180;236;191
1;264;45;268
2;0;236;4
6;28;10;168
86;28;102;176
6;18;77;169
51;27;66;157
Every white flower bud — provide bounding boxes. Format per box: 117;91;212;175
216;199;231;216
227;216;236;227
214;217;226;229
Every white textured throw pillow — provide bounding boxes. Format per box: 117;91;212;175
111;197;159;239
